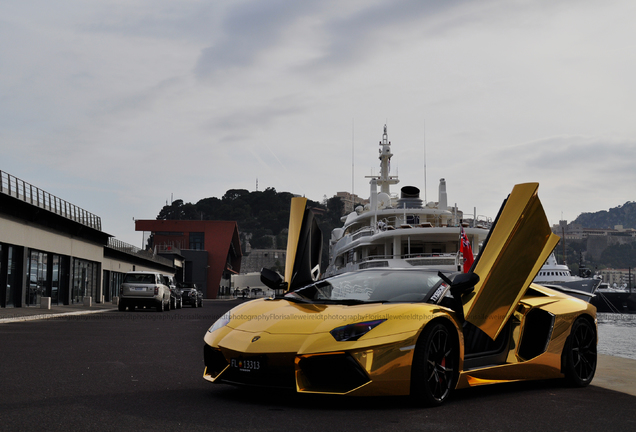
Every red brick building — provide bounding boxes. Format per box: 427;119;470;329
134;220;241;299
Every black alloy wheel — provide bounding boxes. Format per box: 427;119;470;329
563;317;597;387
411;322;458;406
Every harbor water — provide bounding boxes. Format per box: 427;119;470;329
597;313;636;360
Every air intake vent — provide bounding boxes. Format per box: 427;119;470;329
297;353;370;393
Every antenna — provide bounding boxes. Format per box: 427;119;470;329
352;118;355;198
423;120;428;204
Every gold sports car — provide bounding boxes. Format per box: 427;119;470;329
203;183;597;406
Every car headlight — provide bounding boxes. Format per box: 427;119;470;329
208;313;231;333
330;319;386;342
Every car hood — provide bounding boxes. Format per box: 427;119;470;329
209;298;445;355
227;299;437;334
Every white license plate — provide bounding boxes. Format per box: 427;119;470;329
131;287;146;291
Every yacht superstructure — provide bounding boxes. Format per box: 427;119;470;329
325;126;491;277
533;253;601;301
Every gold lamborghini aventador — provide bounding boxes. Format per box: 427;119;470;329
203;183;597;406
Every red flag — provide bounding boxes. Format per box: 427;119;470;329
460;227;474;273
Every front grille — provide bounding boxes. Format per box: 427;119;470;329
209;348;296;389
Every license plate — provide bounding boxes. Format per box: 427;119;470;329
131;287;146;291
230;357;263;373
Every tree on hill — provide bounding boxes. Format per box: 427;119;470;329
155;189;346;271
599;243;636;269
157;199;199;220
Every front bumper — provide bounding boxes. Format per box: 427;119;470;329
203;341;414;396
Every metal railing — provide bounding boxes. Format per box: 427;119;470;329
107;238;173;267
0;170;102;231
155;244;182;255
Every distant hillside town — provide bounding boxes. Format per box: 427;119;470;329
551;201;636;287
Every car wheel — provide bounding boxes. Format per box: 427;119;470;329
192;300;197;308
118;301;126;312
156;300;163;312
563;317;597;387
411;322;458;406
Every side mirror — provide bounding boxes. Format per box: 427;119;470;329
260;268;288;291
449;272;479;297
437;271;480;321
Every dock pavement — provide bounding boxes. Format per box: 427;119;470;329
0;302;635;397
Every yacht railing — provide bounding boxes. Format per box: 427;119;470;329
338;252;461;272
0;170;102;231
347;213;484;239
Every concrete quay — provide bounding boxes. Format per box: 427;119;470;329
1;302;635;398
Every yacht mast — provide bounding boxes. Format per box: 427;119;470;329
377;125;400;194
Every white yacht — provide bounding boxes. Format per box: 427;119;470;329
533;253;601;301
325;125;492;277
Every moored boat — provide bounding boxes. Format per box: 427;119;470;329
325;125;491;277
532;253;602;302
591;283;632;313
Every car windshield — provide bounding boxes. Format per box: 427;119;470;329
284;269;444;304
124;274;155;284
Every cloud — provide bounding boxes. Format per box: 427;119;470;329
2;0;636;245
194;0;322;79
304;0;474;70
500;135;636;174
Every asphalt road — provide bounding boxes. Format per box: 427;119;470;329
1;299;635;432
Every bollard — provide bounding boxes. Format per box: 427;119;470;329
41;297;51;310
83;297;92;307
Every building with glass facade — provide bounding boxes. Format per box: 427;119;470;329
0;171;177;308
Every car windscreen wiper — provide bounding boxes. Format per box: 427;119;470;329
281;295;311;304
313;299;385;305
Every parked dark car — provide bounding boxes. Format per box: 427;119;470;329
179;282;199;308
164;275;182;309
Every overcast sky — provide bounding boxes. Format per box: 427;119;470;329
2;0;635;246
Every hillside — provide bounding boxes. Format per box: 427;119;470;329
572;201;636;229
557;201;636;272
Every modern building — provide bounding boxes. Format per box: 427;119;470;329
134;220;242;299
597;268;635;290
0;170;181;308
